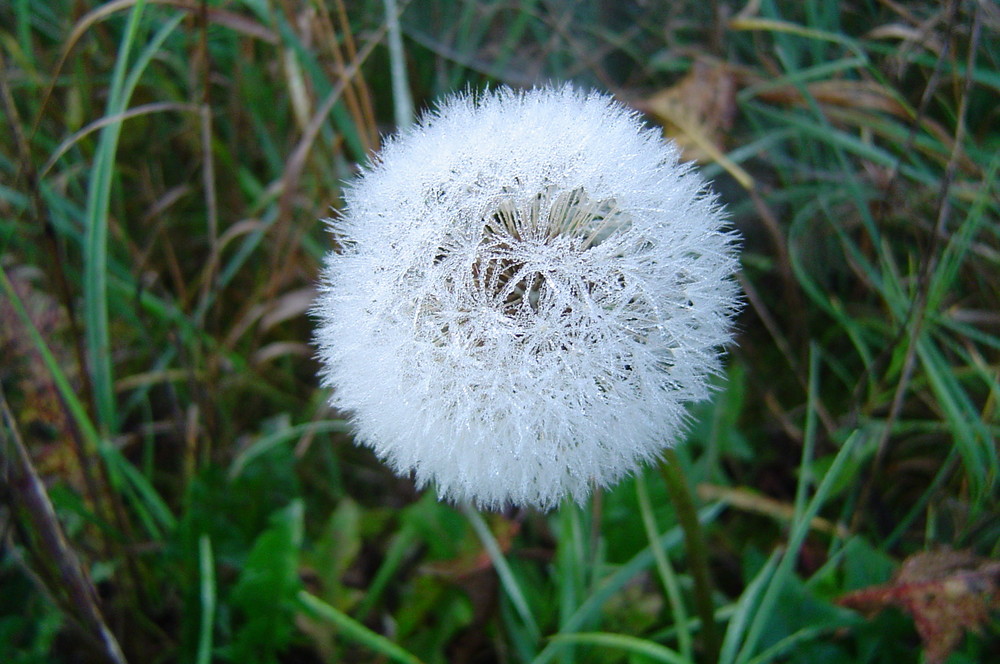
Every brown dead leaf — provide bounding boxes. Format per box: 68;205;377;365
837;550;1000;664
252;341;313;365
867;23;946;59
751;77;974;173
637;60;753;189
698;483;849;537
259;287;316;332
756;79;907;116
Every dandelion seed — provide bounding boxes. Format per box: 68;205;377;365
314;85;740;510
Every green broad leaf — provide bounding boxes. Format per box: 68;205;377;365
224;501;304;664
839;538;896;593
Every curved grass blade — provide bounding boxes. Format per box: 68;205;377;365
548;632;690;664
462;503;542;643
297;591;424;664
229;420;352;479
83;4;184;435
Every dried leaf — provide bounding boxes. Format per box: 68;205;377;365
697;483;849;537
752;78;972;173
260;287;316;331
867;23;946;58
253;341;313;365
837;550;1000;664
637;60;753;189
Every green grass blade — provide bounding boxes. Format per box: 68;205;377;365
548;632;690;664
734;431;863;663
717;550;780;664
229;420;352;478
637;473;693;660
792;346;821;526
196;534;216;664
354;526;416;621
115;453;176;533
2;265;103;449
296;591;424;664
82;0;144;434
14;0;34;69
462;503;541;643
743;626;829;664
917;337;997;507
556;501;586;637
82;3;187;435
533;503;725;664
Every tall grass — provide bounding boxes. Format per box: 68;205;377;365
1;1;996;663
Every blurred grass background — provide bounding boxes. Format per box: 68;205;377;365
1;1;998;663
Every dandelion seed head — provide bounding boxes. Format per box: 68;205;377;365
314;85;740;510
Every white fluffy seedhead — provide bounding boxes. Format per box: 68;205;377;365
314;85;740;510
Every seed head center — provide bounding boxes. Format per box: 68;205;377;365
472;186;628;318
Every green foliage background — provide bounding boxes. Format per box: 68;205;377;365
1;1;997;663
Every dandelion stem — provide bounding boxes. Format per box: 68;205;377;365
659;449;718;664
